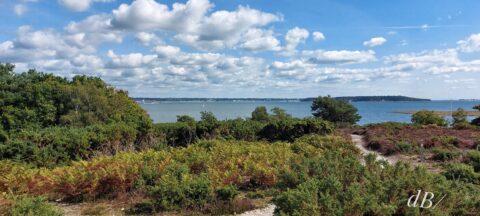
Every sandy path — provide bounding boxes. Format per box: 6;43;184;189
351;134;398;164
238;204;275;216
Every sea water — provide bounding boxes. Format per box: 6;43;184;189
139;100;479;125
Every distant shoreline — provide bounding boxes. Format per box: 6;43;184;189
395;110;480;116
133;96;434;102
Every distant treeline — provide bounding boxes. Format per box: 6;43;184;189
302;96;431;102
134;96;430;103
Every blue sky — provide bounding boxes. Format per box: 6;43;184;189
1;0;480;99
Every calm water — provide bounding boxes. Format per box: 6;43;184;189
140;100;480;125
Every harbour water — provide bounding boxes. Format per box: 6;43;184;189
139;100;480;125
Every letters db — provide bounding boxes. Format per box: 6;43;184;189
407;190;446;209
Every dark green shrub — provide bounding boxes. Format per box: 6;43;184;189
395;141;414;154
273;180;320;215
251;106;269;122
443;163;478;183
197;111;220;138
411;110;447;126
155;122;197;147
432;148;460;161
311;95;361;125
148;162;212;210
9;196;63;216
216;185;239;202
466;150;480;172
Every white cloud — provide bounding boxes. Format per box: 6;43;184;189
14;4;27;16
303;50;376;64
457;33;480;52
106;50;157;68
154;45;181;58
363;37;387;47
240;28;281;51
109;0;280;50
312;32;325;42
267;59;408;84
284;27;309;53
384;49;480;74
136;32;163;45
58;0;115;12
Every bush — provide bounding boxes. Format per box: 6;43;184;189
411;110;447;126
258;118;334;142
251;106;269;122
395;141;415;154
311;96;361;125
432;148;460;161
452;108;468;126
443;163;479;183
8;196;63;216
148;163;213;211
273;180;320;215
216;185;239;202
466;150;480;172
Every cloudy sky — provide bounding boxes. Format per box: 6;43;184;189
1;0;480;99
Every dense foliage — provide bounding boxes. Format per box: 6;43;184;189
411;110;447;126
1;135;479;215
154;108;334;145
472;105;480;126
311;96;361;125
0;63;153;167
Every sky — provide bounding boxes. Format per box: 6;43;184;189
1;0;480;99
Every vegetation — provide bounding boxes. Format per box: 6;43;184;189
472;105;480;126
411;110;447;126
311;96;361;125
0;63;152;167
1;64;479;214
453;108;469;127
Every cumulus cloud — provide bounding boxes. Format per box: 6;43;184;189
457;33;480;52
384;49;480;74
363;37;387;47
267;59;408;83
239;28;281;51
110;0;280;50
283;27;309;54
312;32;325;42
136;32;163;45
0;26;96;63
58;0;115;12
303;50;376;64
106;50;157;68
154;45;181;58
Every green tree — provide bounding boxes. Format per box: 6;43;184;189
452;108;468;126
270;107;292;120
251;106;269;122
472;105;480;126
311;96;361;125
197;111;219;138
411;110;447;126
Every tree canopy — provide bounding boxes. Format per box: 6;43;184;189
311;96;361;125
0;63;152;166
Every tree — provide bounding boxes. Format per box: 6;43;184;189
271;107;292;120
311;96;361;125
197;111;219;138
251;106;269;122
472;105;480;126
452;108;468;126
411;110;447;126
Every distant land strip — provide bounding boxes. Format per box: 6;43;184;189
395;110;480;116
133;96;431;102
